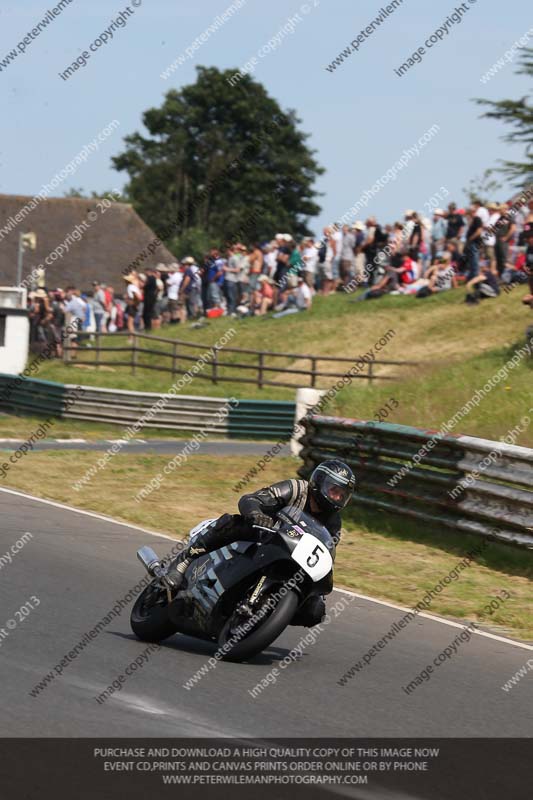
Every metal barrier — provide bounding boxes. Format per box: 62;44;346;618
298;415;533;549
0;374;296;439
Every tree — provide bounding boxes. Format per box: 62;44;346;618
63;188;129;201
462;169;502;205
475;47;533;186
111;66;323;253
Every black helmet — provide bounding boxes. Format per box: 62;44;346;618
309;460;356;512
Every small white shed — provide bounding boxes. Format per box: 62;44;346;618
0;287;29;374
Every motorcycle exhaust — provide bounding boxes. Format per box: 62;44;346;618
137;546;162;577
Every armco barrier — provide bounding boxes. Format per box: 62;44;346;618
0;374;295;439
298;415;533;549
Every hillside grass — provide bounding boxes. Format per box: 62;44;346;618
1;451;531;641
30;287;533;444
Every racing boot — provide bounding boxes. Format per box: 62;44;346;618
169;514;243;590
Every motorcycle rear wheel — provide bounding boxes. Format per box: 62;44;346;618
218;588;298;662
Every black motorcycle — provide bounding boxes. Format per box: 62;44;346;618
130;506;335;662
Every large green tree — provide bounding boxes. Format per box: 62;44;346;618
476;47;533;187
112;66;323;254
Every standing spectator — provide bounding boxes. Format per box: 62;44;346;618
153;269;164;330
331;224;343;290
518;199;533;246
273;234;291;303
485;202;500;274
319;226;334;295
50;290;65;357
464;203;487;280
340;224;355;287
180;256;202;319
495;203;516;276
431;209;447;262
364;217;387;284
166;264;183;324
288;237;303;283
363;218;377;284
390;222;405;263
353;221;366;283
206;249;225;310
523;228;533;306
64;286;87;355
263;242;277;279
446;202;465;251
248;243;263;295
92;281;107;332
224;246;241;315
200;254;211;314
403;210;415;243
123;273;142;342
142;267;158;332
83;290;98;335
408;211;422;264
29;288;53;353
237;243;250;306
302;237;318;288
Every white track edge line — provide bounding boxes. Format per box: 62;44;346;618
333;587;533;651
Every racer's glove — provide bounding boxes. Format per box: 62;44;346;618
249;511;275;531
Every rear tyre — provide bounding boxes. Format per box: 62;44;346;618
218;588;298;662
130;581;177;642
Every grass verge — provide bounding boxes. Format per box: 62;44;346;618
1;450;531;641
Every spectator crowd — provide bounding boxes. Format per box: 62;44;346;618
27;195;533;354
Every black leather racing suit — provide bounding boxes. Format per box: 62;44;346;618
184;479;342;626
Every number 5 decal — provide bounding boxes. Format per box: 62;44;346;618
307;543;324;568
291;532;333;581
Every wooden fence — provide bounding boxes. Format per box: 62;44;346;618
63;332;417;390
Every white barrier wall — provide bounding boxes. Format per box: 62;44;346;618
0;287;29;375
291;387;325;456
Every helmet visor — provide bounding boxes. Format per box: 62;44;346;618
322;475;353;509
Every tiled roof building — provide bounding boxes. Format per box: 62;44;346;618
0;194;176;289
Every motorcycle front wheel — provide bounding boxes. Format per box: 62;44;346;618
130;580;177;642
218;587;298;662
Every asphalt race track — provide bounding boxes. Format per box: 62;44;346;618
0;438;290;456
0;486;531;739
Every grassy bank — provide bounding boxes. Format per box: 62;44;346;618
30;288;533;444
1;450;531;640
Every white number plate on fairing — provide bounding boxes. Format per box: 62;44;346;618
290;532;333;581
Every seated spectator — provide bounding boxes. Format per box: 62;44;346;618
272;275;313;317
465;262;500;305
422;254;458;295
253;274;275;315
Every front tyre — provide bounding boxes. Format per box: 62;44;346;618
130;581;177;642
218;588;298;662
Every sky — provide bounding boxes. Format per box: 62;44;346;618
1;0;531;235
